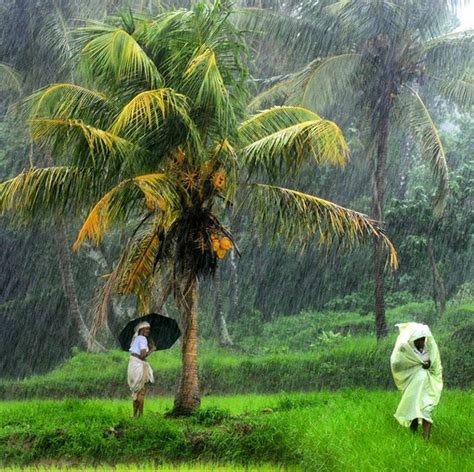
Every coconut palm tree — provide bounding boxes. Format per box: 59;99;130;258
0;1;397;415
245;0;473;338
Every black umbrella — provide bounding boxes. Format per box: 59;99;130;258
118;313;181;352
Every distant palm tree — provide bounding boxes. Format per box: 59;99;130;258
246;0;473;337
0;1;397;415
0;0;116;351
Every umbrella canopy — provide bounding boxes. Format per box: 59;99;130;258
119;313;181;352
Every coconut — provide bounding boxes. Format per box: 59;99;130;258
219;237;232;250
216;249;227;259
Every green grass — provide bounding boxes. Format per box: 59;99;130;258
1;391;472;471
1;463;292;471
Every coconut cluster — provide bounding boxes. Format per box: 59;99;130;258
210;233;233;259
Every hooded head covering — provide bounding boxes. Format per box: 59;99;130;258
395;322;432;349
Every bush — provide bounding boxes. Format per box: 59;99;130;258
192;406;232;426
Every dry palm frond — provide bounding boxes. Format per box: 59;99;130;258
244;183;398;269
73;173;179;250
117;231;160;297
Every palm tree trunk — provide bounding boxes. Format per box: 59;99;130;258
372;111;390;339
427;240;446;317
44;153;103;351
228;248;240;322
172;276;200;416
213;266;233;347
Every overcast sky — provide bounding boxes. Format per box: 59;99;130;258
458;3;474;29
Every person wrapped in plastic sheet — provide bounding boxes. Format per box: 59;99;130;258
390;322;443;439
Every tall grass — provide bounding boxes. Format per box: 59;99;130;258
1;302;471;399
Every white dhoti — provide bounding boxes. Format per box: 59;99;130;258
127;356;154;400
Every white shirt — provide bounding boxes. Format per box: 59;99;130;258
129;335;149;355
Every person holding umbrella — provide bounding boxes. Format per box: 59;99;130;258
122;314;181;417
128;321;156;417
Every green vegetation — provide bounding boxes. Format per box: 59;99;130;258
1;390;472;470
1;302;471;399
2;464;292;472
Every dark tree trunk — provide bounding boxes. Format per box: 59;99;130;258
44;153;103;351
372;111;390;339
213;266;233;347
427;241;446;317
172;276;200;416
55;219;104;351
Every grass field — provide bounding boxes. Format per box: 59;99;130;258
1;303;472;470
1;390;473;471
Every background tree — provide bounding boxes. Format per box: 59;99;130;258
245;0;473;337
386;117;474;316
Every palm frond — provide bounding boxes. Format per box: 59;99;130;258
80;26;162;88
234;7;323;60
87;218;165;343
247;74;298;111
0;63;22;94
24;83;110;123
73;173;179;250
184;44;234;131
110;88;190;135
0;166;95;219
239;106;348;178
39;5;74;70
249;54;361;114
422;29;474;74
401;86;449;216
244;183;398;269
29;118;135;168
116;227;160;302
431;75;474;111
292;54;361;112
